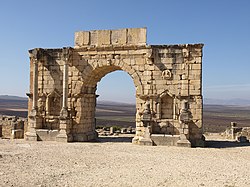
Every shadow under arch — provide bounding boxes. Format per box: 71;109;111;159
96;136;134;143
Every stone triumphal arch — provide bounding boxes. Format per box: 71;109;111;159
26;28;204;147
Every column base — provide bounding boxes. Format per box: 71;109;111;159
138;138;153;146
25;131;37;141
56;132;73;142
56;117;73;142
177;139;191;147
132;136;139;144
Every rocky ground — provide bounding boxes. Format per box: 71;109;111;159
0;136;250;187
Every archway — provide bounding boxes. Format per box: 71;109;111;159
26;28;205;147
72;64;141;142
95;70;136;142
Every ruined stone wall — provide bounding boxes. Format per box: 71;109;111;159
26;28;204;146
151;45;203;145
75;28;146;47
0;115;26;139
28;49;64;130
71;45;148;141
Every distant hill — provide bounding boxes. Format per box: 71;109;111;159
1;95;250;106
0;95;28;117
97;100;135;106
0;95;28;101
0;95;250;132
204;98;250;106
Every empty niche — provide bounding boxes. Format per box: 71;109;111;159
161;94;173;119
46;90;62;116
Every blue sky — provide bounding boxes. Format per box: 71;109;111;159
0;0;249;103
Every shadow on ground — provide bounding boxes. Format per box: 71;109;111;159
205;140;250;148
96;136;133;143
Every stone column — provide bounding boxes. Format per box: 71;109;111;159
177;100;192;147
231;122;237;140
56;47;73;142
173;96;176;120
26;49;42;141
32;60;38;110
138;100;153;146
156;97;161;119
62;62;69;111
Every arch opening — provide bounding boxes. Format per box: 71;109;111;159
82;68;137;142
69;62;144;143
80;64;143;96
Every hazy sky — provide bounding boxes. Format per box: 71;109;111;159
0;0;249;103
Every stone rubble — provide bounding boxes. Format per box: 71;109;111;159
222;122;250;142
0;115;27;139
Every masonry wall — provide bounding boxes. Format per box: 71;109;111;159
152;45;203;145
0;116;25;139
27;28;203;146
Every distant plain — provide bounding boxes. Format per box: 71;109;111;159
0;96;250;133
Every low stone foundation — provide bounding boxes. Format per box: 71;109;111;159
0;115;27;139
36;129;59;141
222;122;250;142
151;134;180;146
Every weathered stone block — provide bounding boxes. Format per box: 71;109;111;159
151;134;180;146
90;30;98;45
111;29;127;45
127;28;146;45
97;30;111;46
0;116;25;139
36;129;59;141
190;64;201;70
75;31;90;47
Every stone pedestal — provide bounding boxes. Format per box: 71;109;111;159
177;125;191;147
36;129;59;141
177;134;191;147
25;109;42;141
25;131;38;141
138;101;153;146
139;138;153;146
132;136;139;144
151;134;180;146
56;119;73;142
139;126;153;146
177;100;192;147
26;134;37;141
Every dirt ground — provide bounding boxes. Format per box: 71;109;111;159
0;137;250;187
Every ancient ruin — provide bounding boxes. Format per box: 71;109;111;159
223;122;250;142
0;115;26;139
25;28;204;147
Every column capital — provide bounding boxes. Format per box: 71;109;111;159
62;47;73;63
60;108;68;119
29;48;43;63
